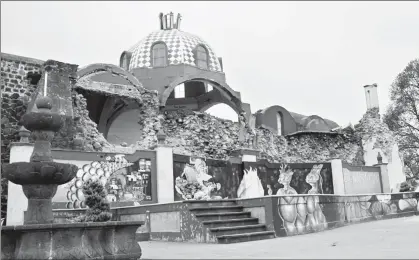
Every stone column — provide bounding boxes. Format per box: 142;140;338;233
374;163;390;193
154;131;174;203
6;143;34;225
330;159;346;195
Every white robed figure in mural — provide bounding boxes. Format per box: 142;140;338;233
194;158;212;185
237;167;264;199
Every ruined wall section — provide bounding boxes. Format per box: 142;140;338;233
151;109;364;163
1;54;43;164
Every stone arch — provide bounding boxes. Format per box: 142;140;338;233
77;63;142;89
255;105;298;135
161;75;243;113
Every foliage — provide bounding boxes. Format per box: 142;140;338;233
399;181;412;192
75;180;112;222
384;59;419;178
1;178;8;225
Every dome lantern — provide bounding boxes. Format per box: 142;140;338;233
159;12;182;30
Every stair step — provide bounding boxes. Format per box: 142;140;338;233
195;212;251;221
189;205;244;214
217;231;276;244
210;224;267;236
202;218;259;228
184;199;237;208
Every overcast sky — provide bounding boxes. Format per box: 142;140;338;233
2;1;419;125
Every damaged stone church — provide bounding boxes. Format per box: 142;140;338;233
1;13;407;225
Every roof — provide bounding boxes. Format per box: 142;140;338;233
128;29;221;72
289;111;339;129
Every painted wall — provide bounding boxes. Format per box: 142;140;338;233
6;144;158;225
52;192;419;242
254;161;334;195
172;154;333;201
342;164;383;194
272;192;419;237
173;154;242;201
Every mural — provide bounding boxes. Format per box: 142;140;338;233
66;155;154;208
275;164;328;236
273;192;419;237
173;155;333;201
174;158;225;200
237;167;264;199
256;162;334;195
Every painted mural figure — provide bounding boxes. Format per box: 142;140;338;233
304;164;328;231
305;164;324;194
276;164;300;235
175;159;223;200
237;167;264;199
194;158;212;185
277;164;329;236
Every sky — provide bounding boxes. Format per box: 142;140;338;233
2;1;419;126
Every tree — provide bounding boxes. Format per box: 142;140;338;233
384;59;419;178
76;180;112;222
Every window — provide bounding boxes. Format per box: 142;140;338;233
152;43;167;67
207;84;213;92
174;84;185;98
195;45;208;69
276;113;283;135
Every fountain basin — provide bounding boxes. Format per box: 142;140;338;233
1;221;144;260
2;162;78;185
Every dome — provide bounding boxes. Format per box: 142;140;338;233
128;29;222;72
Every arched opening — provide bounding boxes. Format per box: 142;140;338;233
276;112;283;135
205;104;239;122
107;109;142;146
152;42;167;67
195;45;208;69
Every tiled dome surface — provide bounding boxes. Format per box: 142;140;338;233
128;29;221;72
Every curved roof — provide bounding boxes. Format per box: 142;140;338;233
128;29;222;72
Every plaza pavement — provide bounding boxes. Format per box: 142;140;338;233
140;215;419;259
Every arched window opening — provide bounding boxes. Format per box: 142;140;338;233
152;43;167;67
276;113;283;135
174;84;185;98
195;45;208;69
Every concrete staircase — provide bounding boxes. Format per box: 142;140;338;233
187;200;275;244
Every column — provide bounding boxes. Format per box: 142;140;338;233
374;163;390;193
330;159;345;195
154;140;174;203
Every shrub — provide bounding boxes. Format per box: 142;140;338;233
74;180;112;222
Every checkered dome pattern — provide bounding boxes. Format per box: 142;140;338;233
128;29;221;72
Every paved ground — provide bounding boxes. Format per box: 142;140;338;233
140;216;419;259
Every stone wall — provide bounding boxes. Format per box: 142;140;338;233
1;54;43;223
1;53;43;164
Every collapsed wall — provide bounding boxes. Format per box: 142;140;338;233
137;109;365;164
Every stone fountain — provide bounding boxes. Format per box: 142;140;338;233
1;60;143;259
